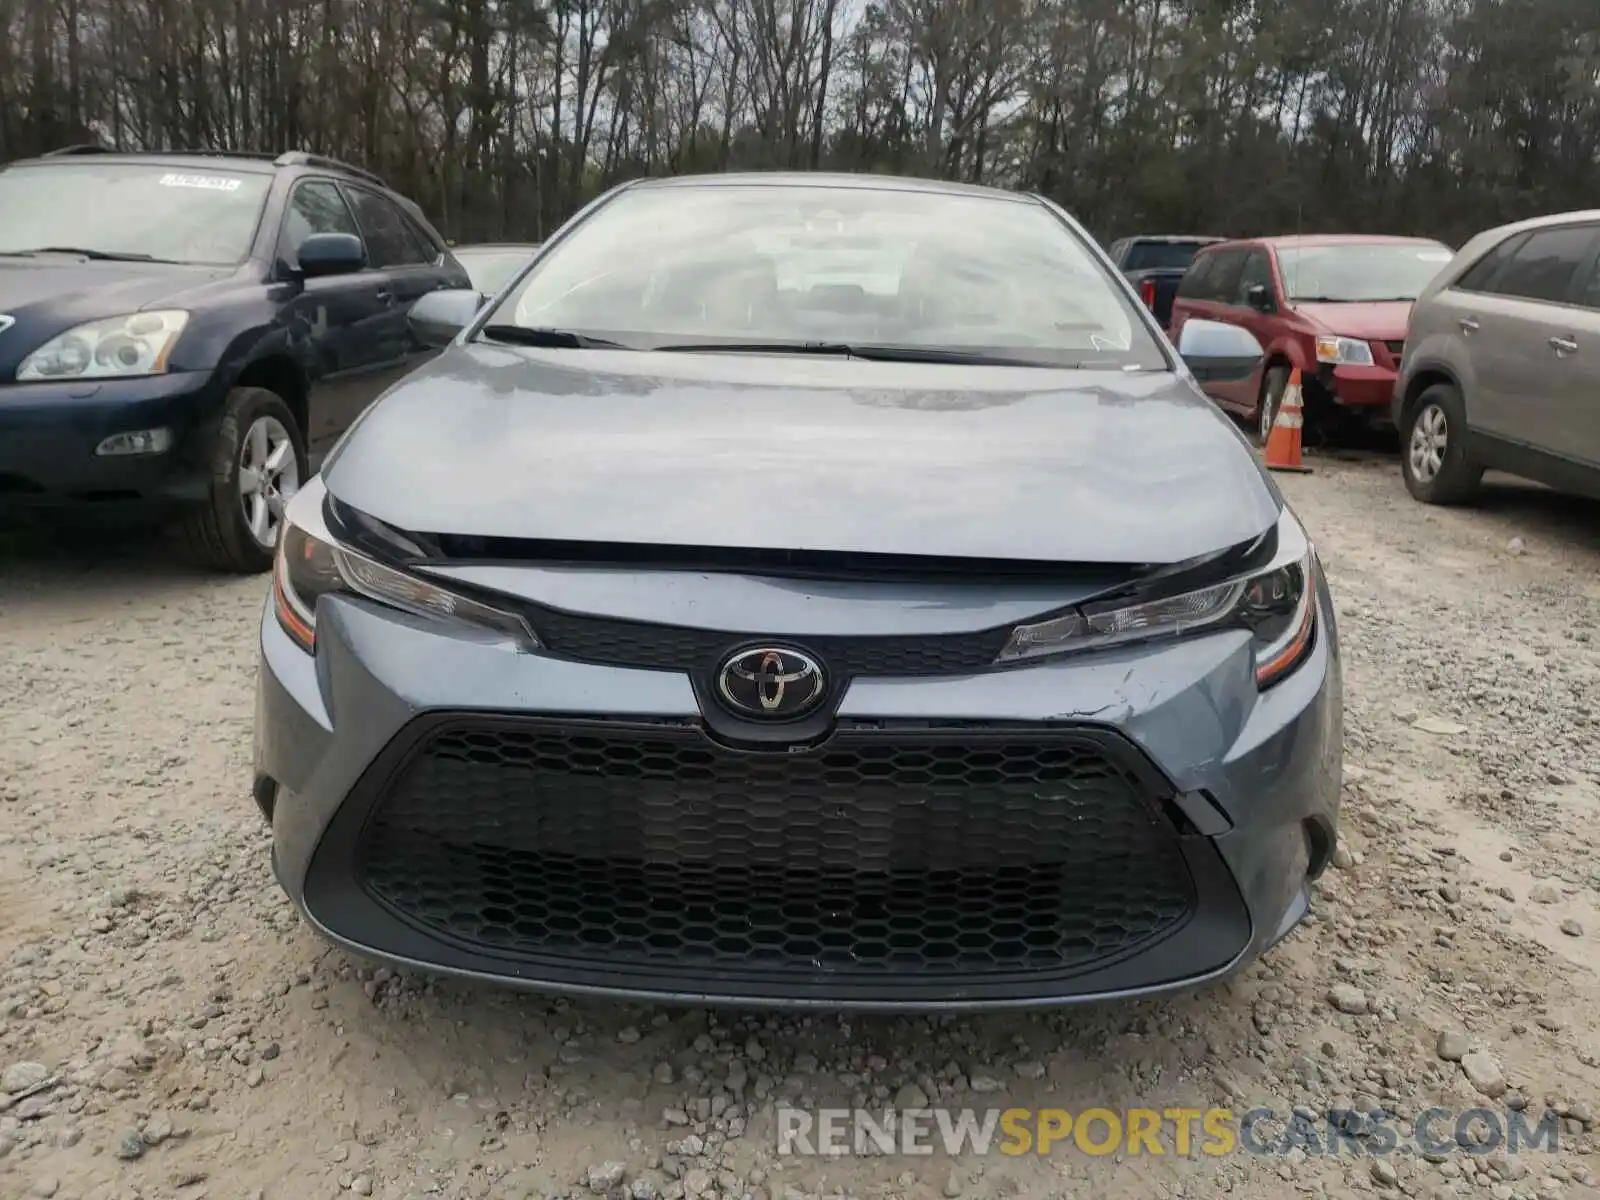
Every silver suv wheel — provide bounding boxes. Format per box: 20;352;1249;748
1407;402;1448;483
238;415;301;550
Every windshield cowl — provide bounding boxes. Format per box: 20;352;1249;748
1291;295;1417;305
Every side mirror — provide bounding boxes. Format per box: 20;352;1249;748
1177;318;1265;383
1246;283;1274;312
408;289;485;349
297;233;367;277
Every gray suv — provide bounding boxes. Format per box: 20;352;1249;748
1394;210;1600;504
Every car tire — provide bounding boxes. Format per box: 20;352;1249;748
1255;364;1290;447
175;387;309;574
1400;382;1482;505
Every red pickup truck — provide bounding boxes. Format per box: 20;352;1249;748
1169;234;1455;441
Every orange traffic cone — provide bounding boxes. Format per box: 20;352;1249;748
1263;368;1313;473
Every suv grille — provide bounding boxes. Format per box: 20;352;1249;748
356;720;1198;979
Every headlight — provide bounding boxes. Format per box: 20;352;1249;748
273;496;538;654
16;311;190;381
1314;335;1374;367
997;512;1318;688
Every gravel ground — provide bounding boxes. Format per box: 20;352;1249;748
2;455;1599;1200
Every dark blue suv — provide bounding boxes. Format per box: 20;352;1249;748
0;146;470;572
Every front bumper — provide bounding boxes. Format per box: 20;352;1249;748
1315;362;1397;411
0;371;221;512
254;573;1342;1011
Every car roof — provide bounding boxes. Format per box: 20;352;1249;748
5;150;274;175
1189;237;1268;254
1193;234;1447;256
1267;234;1447;249
1469;208;1600;241
630;171;1038;204
2;146;387;188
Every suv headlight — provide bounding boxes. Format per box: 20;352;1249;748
16;311;190;381
273;491;538;654
1314;335;1374;367
998;511;1318;688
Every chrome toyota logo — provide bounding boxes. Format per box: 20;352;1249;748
0;316;13;335
716;647;827;720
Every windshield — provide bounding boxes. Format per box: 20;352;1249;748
0;163;273;265
1278;241;1454;303
1123;242;1209;272
458;249;538;295
485;183;1166;368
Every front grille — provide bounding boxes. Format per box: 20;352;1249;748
356;720;1198;979
1385;340;1405;359
524;604;1011;676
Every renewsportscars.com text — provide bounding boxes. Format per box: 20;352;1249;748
776;1105;1565;1158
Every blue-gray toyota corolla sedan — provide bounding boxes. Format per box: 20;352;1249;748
253;172;1342;1010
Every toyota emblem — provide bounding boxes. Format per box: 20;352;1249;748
716;646;827;720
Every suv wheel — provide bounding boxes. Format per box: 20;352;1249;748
1400;382;1482;505
176;387;309;573
1256;365;1290;446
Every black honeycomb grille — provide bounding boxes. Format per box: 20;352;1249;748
524;604;1011;676
356;720;1197;978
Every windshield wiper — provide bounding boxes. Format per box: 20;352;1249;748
1;246;162;262
1294;295;1415;305
478;324;633;349
843;344;1064;367
652;340;1061;367
652;340;856;357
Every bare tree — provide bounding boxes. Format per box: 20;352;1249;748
3;0;1599;243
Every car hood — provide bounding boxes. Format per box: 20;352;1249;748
0;258;231;318
1292;300;1412;340
321;344;1283;567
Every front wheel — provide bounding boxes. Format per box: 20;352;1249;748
1399;383;1482;505
174;387;308;573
